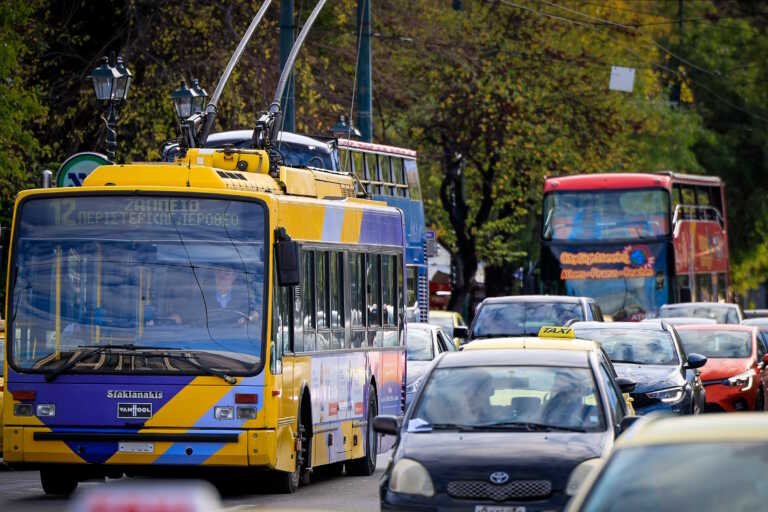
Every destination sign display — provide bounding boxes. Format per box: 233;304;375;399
46;197;242;229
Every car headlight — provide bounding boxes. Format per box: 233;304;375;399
389;458;435;497
566;458;602;496
727;369;754;391
646;386;684;403
406;375;424;394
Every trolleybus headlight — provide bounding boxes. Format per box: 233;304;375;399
36;404;56;417
237;406;258;420
727;370;754;391
13;404;34;416
214;406;234;420
388;458;435;497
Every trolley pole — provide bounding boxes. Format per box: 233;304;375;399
356;0;372;142
280;0;296;132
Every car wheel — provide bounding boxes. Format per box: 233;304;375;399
40;469;78;496
347;389;378;476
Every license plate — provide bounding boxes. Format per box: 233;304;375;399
118;442;154;454
474;507;525;512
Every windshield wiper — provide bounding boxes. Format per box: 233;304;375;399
152;351;237;384
611;359;641;364
43;344;155;382
474;421;587;433
43;345;236;384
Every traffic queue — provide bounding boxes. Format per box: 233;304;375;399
391;296;767;512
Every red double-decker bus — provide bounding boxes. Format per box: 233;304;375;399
540;172;729;320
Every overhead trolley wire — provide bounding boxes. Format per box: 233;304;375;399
496;0;768;123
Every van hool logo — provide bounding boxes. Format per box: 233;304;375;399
107;390;163;400
117;403;153;419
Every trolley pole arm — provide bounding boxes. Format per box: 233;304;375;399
198;0;273;146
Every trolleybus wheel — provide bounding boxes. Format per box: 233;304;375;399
347;390;377;476
40;469;78;496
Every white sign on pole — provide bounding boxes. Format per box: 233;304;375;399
609;66;636;93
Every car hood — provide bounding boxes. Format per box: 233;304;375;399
406;361;431;385
613;363;683;394
700;358;752;381
398;430;609;492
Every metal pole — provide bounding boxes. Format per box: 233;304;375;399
105;102;117;161
355;0;372;142
280;0;296;133
42;170;53;188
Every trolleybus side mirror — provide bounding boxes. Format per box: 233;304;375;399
275;228;300;287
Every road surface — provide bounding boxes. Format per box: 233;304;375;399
0;455;388;511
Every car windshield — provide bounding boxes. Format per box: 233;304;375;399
660;305;739;324
581;443;768;512
407;329;434;361
410;366;605;432
542;189;669;241
429;315;454;338
9;196;266;374
677;330;752;359
472;302;584;337
575;329;679;365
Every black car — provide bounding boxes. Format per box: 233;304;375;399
468;295;603;340
572;320;707;415
374;344;636;511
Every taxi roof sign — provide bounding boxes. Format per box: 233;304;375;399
538;326;575;338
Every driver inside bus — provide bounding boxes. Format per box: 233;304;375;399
169;267;260;327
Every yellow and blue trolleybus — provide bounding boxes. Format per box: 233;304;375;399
2;146;406;494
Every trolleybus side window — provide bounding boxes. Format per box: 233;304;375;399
329;251;344;349
367;253;382;347
316;251;330;350
302;250;316;352
350;251;366;348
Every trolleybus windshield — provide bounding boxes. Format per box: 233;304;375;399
8;195;267;374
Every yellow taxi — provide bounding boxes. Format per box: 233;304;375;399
566;413;768;511
463;327;635;414
428;310;468;348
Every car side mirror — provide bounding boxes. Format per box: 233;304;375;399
619;415;640;434
373;415;400;437
686;353;707;370
275;228;299;287
615;377;636;394
453;326;469;339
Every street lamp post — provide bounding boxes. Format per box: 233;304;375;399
88;55;131;161
171;78;208;150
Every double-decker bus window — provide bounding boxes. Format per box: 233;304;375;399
393;158;407;197
542;189;669;241
380;155;393;196
404;159;420;199
339;148;351;173
302;250;315;352
682;186;696;208
672;185;683;211
367;153;381;194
